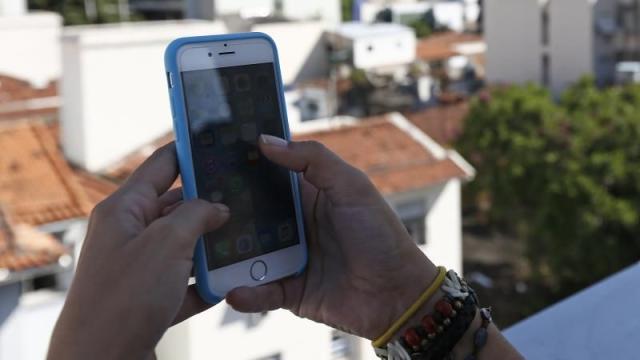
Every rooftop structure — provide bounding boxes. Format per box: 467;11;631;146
328;22;417;70
0;121;92;226
0;11;62;88
485;0;640;94
505;262;640;359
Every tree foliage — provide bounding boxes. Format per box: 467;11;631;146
28;0;135;25
458;78;640;296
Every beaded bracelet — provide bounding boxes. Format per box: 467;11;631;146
462;308;492;360
374;270;480;360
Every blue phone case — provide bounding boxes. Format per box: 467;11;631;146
164;32;307;304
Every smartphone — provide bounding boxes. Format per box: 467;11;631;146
164;33;307;303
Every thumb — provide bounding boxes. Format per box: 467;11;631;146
226;283;284;313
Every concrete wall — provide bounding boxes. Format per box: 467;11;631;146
388;181;464;274
157;305;343;360
0;290;65;360
549;0;593;95
252;21;329;85
485;0;543;85
350;29;416;69
0;12;62;87
186;0;341;24
60;21;227;172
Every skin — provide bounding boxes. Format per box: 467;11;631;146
48;135;523;360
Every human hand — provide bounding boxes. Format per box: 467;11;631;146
226;135;439;340
48;144;229;360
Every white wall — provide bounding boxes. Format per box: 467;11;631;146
485;0;543;85
0;0;26;16
252;21;329;85
187;0;341;23
388;181;463;274
157;304;341;360
0;291;65;360
549;0;593;95
60;21;227;172
0;12;61;87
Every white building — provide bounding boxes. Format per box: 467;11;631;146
156;112;474;360
60;20;228;172
328;23;417;71
485;0;640;95
359;0;478;33
0;0;61;88
184;0;341;24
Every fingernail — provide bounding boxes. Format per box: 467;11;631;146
213;203;230;213
260;134;288;147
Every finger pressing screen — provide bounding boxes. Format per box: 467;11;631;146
258;135;362;192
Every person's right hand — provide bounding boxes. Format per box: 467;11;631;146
226;135;439;340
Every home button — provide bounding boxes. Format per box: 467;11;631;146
250;260;267;281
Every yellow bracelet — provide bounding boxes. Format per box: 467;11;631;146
372;266;447;348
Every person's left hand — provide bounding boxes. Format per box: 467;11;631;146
48;143;229;360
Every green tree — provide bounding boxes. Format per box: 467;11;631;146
408;19;432;38
341;0;353;22
28;0;137;25
458;78;640;297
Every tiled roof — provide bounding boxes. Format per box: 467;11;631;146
0;121;93;225
416;32;483;62
0;207;67;273
403;101;469;147
294;115;469;195
0;74;58;120
105;114;471;195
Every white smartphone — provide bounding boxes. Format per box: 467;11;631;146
165;33;307;302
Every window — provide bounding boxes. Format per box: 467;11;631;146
331;330;352;359
542;54;550;87
541;1;550;46
254;354;281;360
403;216;426;245
396;201;428;246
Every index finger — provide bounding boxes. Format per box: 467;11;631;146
125;142;178;196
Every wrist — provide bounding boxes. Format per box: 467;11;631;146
366;250;439;341
49;298;158;360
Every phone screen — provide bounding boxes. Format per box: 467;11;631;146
181;62;300;270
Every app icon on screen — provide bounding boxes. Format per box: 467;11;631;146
234;74;251;92
247;150;260;165
229;176;244;194
278;221;293;244
209;191;224;202
236;98;255;117
236;234;253;254
258;231;275;249
214;240;231;257
256;73;269;89
197;132;215;146
240;123;258;142
205;159;218;174
220;126;238;145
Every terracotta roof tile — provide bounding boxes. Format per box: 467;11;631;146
0;121;92;225
0;74;58;120
404;101;469;147
105;116;469;196
294;115;467;194
416;32;483;62
0;207;67;273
